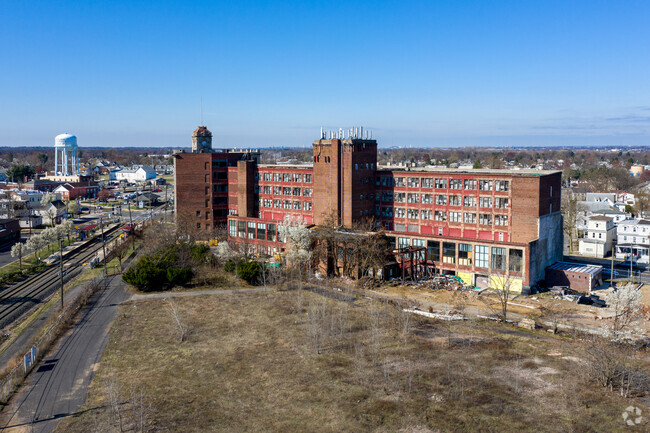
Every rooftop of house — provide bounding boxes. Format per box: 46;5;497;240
618;219;650;226
589;216;613;221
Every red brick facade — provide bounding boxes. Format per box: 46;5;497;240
174;150;259;231
175;134;563;293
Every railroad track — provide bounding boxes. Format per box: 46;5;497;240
0;225;122;329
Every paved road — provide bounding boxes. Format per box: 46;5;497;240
0;275;130;433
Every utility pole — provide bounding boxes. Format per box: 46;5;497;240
101;217;108;285
611;245;615;288
128;198;135;250
128;198;133;226
630;250;634;283
164;183;168;224
59;239;64;310
148;182;153;223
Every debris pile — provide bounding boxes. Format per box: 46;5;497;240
547;286;606;307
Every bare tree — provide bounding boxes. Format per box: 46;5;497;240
113;240;129;272
562;192;586;254
633;189;650;217
129;383;151;433
395;297;412;344
540;300;569;334
584;338;646;398
481;274;516;323
305;295;327;354
606;283;644;342
105;369;124;432
368;299;382;364
353;221;391;281
166;299;188;342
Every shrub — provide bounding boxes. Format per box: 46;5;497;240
190;244;210;262
236;261;262;284
123;245;194;292
167;266;194;286
223;259;262;284
224;260;236;273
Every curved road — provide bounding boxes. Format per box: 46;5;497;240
0;274;130;433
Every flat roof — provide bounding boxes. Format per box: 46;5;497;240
377;165;561;176
251;163;560;176
546;261;602;275
257;164;313;170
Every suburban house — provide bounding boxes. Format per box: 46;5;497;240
114;166;157;183
53;182;100;200
137;192;160;209
578;216;615;258
615;219;650;264
35;200;68;226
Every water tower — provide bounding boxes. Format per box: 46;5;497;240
54;133;80;176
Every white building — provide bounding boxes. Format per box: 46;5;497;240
579;216;615;258
34;200;68;226
11;190;62;205
615;219;650;264
585;192;616;205
616;192;636;206
114;166;157;183
577;202;628;231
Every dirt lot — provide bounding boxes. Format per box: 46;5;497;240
363;280;650;335
57;288;647;433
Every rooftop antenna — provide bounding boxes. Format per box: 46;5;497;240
200;96;203;125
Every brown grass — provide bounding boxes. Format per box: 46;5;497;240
56;288;648;433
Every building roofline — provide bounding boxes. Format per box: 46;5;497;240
257;164;314;170
378;166;561;176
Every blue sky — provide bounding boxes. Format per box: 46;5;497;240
1;0;650;148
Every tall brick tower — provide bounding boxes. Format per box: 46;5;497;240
312;127;377;227
192;126;212;153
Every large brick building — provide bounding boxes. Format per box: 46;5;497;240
173;126;260;231
175;127;563;293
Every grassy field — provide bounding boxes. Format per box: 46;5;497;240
56;286;647;433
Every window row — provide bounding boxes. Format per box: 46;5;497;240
384;193;508;208
385;177;510;192
391;209;508;225
261;186;312;197
394;238;523;272
260;199;312;211
261;173;312;183
230;220;282;242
